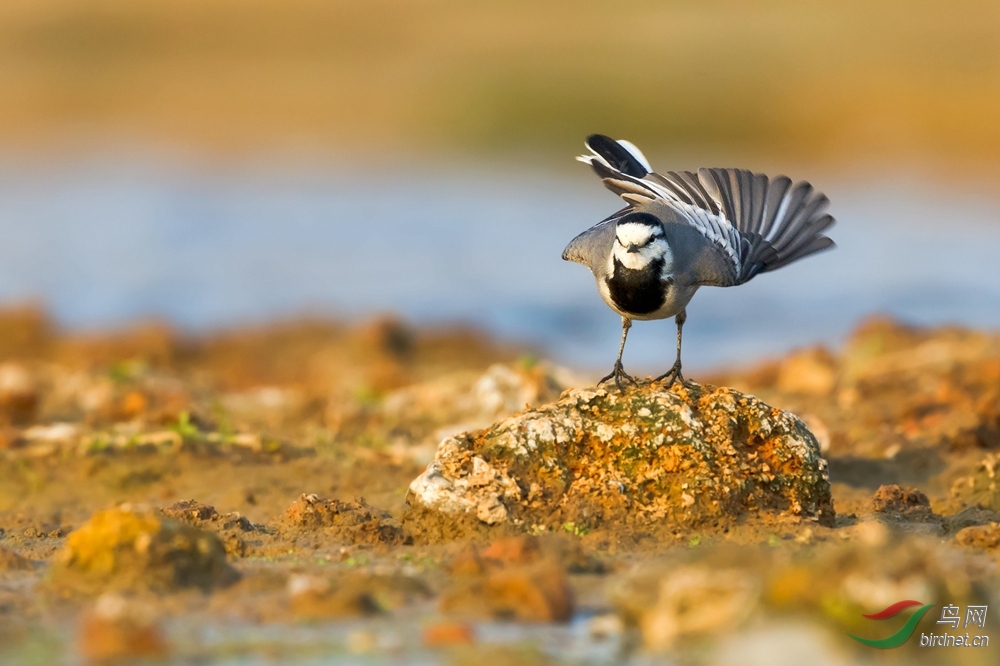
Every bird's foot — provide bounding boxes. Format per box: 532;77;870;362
598;361;637;391
654;361;691;389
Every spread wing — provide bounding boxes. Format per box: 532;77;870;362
577;134;836;286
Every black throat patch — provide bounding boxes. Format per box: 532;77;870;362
606;257;668;315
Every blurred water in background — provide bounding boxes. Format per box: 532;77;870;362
0;154;997;372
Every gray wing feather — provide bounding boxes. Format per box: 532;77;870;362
692;170;835;285
760;176;792;239
767;233;835;271
747;173;768;237
561;215;617;276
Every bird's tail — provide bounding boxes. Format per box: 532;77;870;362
577;134;652;179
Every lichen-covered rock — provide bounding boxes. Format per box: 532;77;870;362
406;383;833;535
53;505;237;593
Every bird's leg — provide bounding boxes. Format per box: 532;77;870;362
598;317;637;390
655;308;688;387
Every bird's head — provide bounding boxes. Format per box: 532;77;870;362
612;213;670;271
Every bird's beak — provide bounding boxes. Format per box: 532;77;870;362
626;243;641;253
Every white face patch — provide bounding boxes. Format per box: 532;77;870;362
615;222;657;248
611;222;673;273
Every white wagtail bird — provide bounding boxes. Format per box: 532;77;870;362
563;134;836;389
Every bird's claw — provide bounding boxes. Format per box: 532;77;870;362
654;361;690;389
599;361;637;391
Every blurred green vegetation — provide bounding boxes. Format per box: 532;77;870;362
1;0;998;167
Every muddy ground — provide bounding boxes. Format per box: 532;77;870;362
0;306;998;665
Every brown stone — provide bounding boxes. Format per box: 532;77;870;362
78;595;168;662
161;499;219;523
422;621;476;647
776;347;838;396
441;562;574;622
0;545;32;571
287;572;430;619
0;362;39;425
955;523;1000;550
282;493;407;546
481;535;542;566
287;574;382;619
869;484;934;519
158;500;258;557
52;505;237;593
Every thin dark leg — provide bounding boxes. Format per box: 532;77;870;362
598;317;637;390
655;308;688;387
